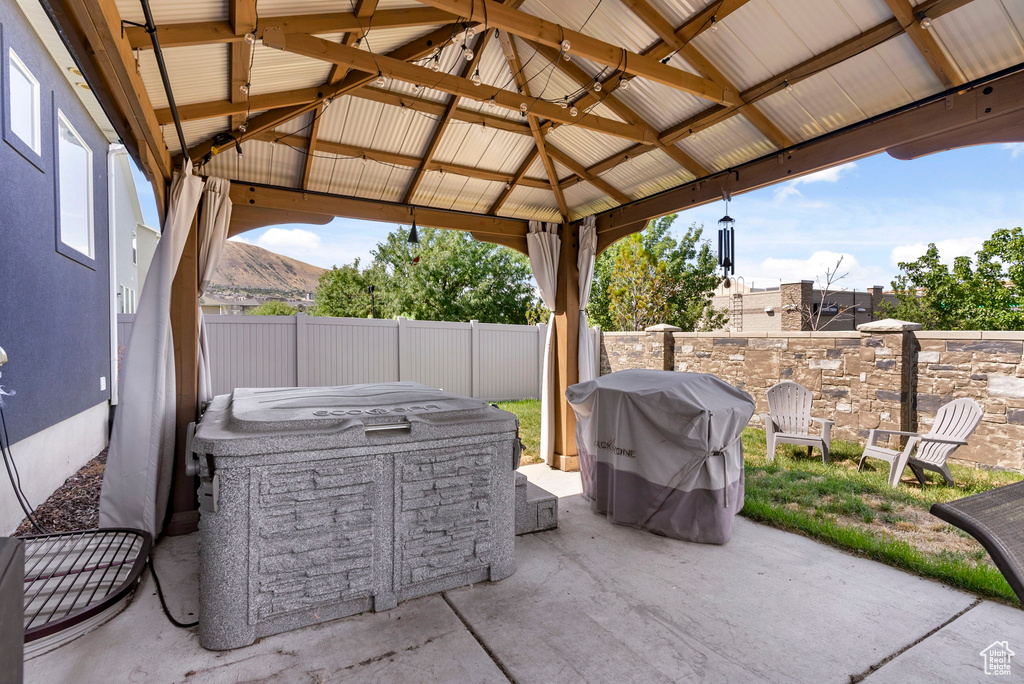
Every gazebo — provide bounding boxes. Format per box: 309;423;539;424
45;0;1024;534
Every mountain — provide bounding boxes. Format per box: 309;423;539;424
208;241;325;295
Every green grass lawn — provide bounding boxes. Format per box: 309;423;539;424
496;400;542;465
500;399;1022;604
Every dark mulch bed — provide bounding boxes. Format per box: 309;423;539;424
15;448;106;536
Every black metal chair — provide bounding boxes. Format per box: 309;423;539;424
19;528;151;657
931;481;1024;603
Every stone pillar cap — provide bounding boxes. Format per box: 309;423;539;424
644;323;683;332
856;319;923;332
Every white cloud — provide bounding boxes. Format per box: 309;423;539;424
228;235;251;244
890;236;985;267
1004;143;1024;159
741;250;884;289
772;162;857;202
257;227;323;252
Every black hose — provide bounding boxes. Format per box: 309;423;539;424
147;557;199;628
0;404;48;534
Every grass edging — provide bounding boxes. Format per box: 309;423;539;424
740;496;1019;604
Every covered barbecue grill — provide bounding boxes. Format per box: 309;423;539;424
567;370;755;544
190;382;519;650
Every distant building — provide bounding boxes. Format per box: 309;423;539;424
200;295;263;315
711;280;898;332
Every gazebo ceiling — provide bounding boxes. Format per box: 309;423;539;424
71;0;1024;227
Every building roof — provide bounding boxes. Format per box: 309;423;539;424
38;1;1024;237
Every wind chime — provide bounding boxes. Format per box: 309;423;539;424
408;208;421;265
718;190;736;288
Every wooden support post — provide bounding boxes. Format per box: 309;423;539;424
167;213;201;536
552;223;580;471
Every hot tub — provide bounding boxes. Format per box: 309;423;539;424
190;382;519;650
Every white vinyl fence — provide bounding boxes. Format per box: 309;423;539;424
117;314;598;401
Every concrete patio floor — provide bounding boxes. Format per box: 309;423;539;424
26;464;1023;683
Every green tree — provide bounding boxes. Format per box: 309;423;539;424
880;227;1024;330
312;259;373;318
588;215;727;331
367;226;538;324
246;300;297;316
314;227;540;324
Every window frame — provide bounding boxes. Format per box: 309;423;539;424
54;107;96;268
2;39;45;170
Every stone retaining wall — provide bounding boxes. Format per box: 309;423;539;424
600;326;1024;472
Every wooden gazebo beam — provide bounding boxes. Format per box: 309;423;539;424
124;7;457;49
416;0;736;104
403;31;490;203
261;31;655;144
595;67;1024;243
251;131;550;188
229;183;531;253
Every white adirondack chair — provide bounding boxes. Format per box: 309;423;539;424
760;381;833;464
859;398;983;487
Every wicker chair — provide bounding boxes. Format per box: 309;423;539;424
760;381;833;464
859;398;982;487
932;481;1024;603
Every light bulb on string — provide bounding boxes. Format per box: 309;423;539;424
520;102;528;113
431;54;441;72
569;106;578;117
784;80;793;93
462;45;474;61
244;32;256;45
239;83;249;95
593;80;602;92
560;99;568;109
471;70;482;86
466;26;475;39
919;16;932;29
710;16;719;32
375;72;386;87
619;78;630;91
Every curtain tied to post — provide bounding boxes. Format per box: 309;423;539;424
578;216;598;384
526;221;561;465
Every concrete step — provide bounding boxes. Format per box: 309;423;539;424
514;471;558;536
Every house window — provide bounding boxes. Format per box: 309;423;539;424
56;110;94;260
4;48;43;164
118;285;137;314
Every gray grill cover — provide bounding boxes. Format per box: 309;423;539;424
567;370;755;544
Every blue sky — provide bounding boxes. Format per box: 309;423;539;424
133;142;1024;290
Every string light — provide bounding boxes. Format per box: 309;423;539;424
784;80;793;93
919;15;932;29
244;32;256;45
520;102;529;112
689;127;697;140
375;72;386;87
710;16;719;33
239;83;249;94
466;26;475;40
569;106;578;117
431;53;442;72
559;99;568;109
462;45;474;61
619;78;630;91
238;121;248;133
487;97;497;109
560;39;571;52
471;69;482;86
593;80;602;92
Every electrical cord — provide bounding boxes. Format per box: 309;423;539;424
0;403;48;534
147;557;199;628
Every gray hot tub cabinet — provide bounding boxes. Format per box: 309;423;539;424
190;383;519;650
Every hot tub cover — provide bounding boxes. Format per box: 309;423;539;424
567;369;755;544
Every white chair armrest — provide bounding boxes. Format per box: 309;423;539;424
871;429;923;438
919;435;969;446
760;414;776;433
